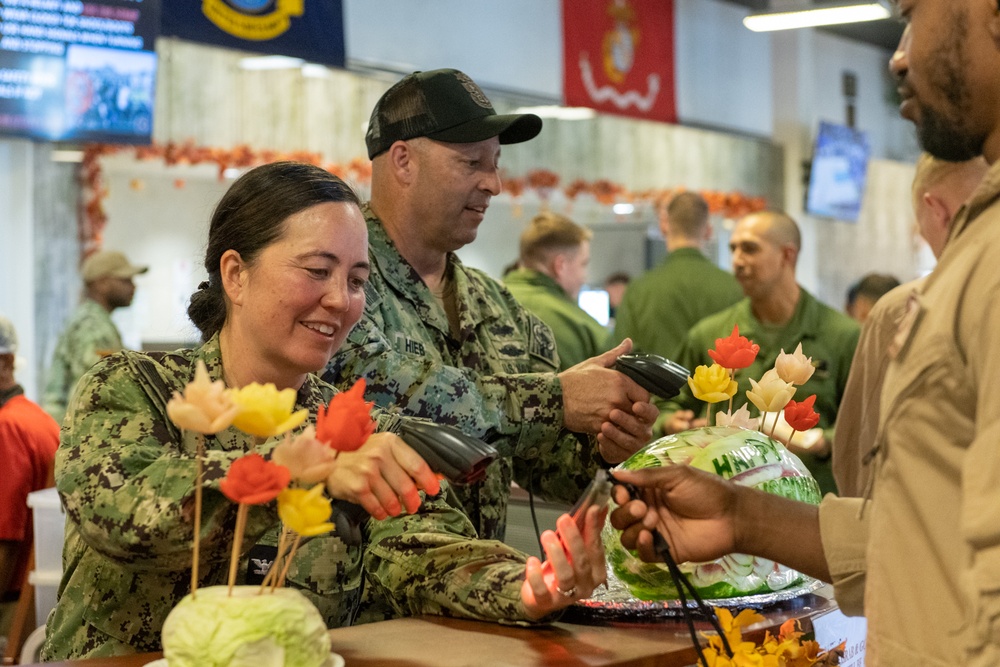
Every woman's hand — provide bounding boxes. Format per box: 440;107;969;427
520;506;608;620
324;432;440;520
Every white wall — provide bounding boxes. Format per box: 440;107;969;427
674;0;773;137
100;156;230;347
0;140;38;398
344;0;563;98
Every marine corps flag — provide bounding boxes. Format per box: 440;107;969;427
562;0;677;124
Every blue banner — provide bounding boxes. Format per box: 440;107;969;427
161;0;344;68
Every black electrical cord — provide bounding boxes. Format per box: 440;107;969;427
653;530;733;666
528;488;544;557
611;476;734;666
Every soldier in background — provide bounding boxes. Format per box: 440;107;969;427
43;250;147;422
844;272;901;324
505;211;611;369
667;211;860;495
613;191;742;360
324;68;657;541
603;271;630;324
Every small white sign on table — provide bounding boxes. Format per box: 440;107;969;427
813;608;867;667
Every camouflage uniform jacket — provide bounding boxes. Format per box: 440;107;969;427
43;298;124;423
41;335;541;661
324;204;602;541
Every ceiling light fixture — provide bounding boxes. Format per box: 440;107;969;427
743;0;891;32
512;105;597;121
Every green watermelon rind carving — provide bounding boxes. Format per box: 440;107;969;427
604;426;822;600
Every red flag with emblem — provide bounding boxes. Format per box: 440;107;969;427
562;0;677;124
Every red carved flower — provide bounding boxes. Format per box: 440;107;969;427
708;325;760;370
315;379;376;452
219;453;290;505
784;394;820;432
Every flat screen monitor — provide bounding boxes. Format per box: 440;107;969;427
0;0;160;144
578;288;611;327
805;121;871;223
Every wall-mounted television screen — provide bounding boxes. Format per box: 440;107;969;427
805;121;871;223
0;0;160;144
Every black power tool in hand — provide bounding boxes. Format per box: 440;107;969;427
397;420;498;486
613;354;690;399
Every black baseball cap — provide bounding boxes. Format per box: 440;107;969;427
365;68;543;159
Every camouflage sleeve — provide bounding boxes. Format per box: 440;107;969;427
363;487;556;626
341;316;599;506
56;356;276;571
331;313;567;462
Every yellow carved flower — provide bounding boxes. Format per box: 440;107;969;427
746;369;796;414
166;360;239;434
228;382;308;438
687;363;739;404
277;484;334;537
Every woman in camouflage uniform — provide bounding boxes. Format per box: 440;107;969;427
41;162;606;660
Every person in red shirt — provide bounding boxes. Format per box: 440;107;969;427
0;316;59;636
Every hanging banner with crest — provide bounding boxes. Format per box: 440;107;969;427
561;0;676;124
161;0;345;68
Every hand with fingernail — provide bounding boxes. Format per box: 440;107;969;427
519;505;608;619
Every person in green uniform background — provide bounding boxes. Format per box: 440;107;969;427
504;212;611;370
42;250;148;423
613;191;742;360
665;210;859;495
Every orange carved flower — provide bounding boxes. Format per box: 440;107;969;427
315;379;376;452
708;325;760;370
219;453;290;505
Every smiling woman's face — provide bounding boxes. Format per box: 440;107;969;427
226;201;369;386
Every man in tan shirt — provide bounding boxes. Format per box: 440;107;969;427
833;153;988;497
611;2;1000;664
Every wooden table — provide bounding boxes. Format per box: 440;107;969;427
25;591;837;667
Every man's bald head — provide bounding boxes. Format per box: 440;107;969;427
740;210;801;253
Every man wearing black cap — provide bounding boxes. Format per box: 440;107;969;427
324;68;657;542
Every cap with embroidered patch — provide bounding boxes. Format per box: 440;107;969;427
365;68;543;159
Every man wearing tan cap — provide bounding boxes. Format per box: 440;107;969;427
43;250;147;422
